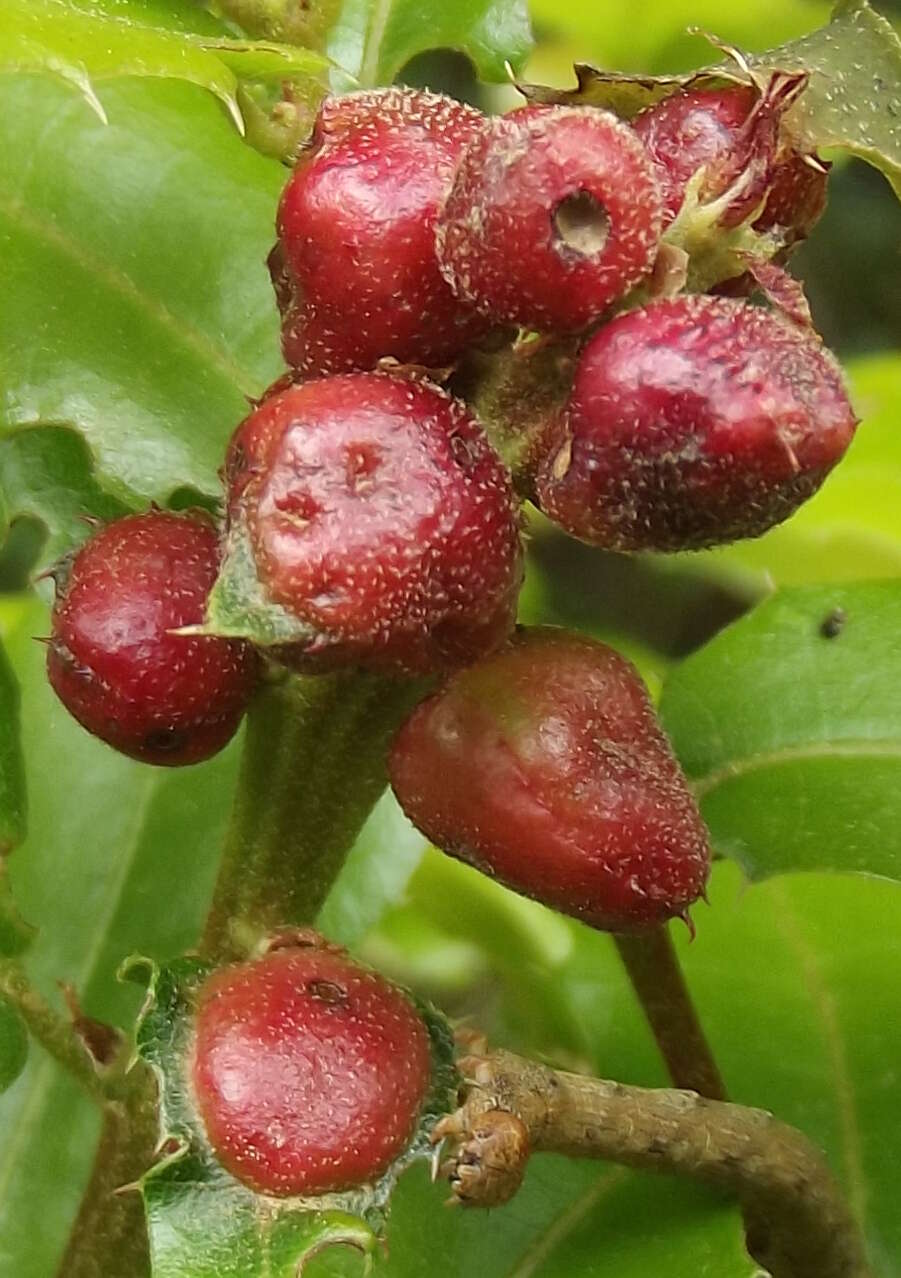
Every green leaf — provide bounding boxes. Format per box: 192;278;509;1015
327;0;532;87
0;876;35;960
133;955;457;1277
0;998;28;1094
526;0;832;76
0;427;133;573
0;0;328;133
522;0;901;196
659;581;901;882
306;1162;754;1278
747;0;901;196
0;635;26;857
318;791;427;947
0;73;284;521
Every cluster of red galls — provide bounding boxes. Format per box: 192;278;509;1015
44;81;861;1204
47;79;855;922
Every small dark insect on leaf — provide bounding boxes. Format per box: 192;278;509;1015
819;607;847;639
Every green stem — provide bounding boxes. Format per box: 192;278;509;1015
0;961;105;1101
0;963;157;1275
55;1065;159;1278
201;671;424;961
453;337;578;490
613;925;727;1101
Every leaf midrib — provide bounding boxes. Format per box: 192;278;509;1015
505;1169;627;1278
0;190;259;402
691;739;901;800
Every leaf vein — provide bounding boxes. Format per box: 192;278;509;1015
505;1168;628;1278
0;191;259;401
691;740;901;799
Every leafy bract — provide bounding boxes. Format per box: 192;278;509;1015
201;513;312;647
328;0;532;87
0;0;329;132
522;1;901;196
747;0;901;194
660;581;901;882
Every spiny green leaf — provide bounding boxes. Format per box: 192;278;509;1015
133;955;456;1278
327;0;532;88
0;74;284;522
144;1173;378;1278
747;0;901;196
0;0;329;132
521;0;901;195
660;581;901;882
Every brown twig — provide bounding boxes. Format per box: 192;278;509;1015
433;1045;870;1278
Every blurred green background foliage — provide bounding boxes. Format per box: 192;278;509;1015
0;0;899;1274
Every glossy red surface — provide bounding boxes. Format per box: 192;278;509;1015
226;373;523;673
47;510;257;765
275;88;489;374
192;946;431;1196
633;84;828;237
535;295;857;551
436;105;663;332
390;628;711;932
